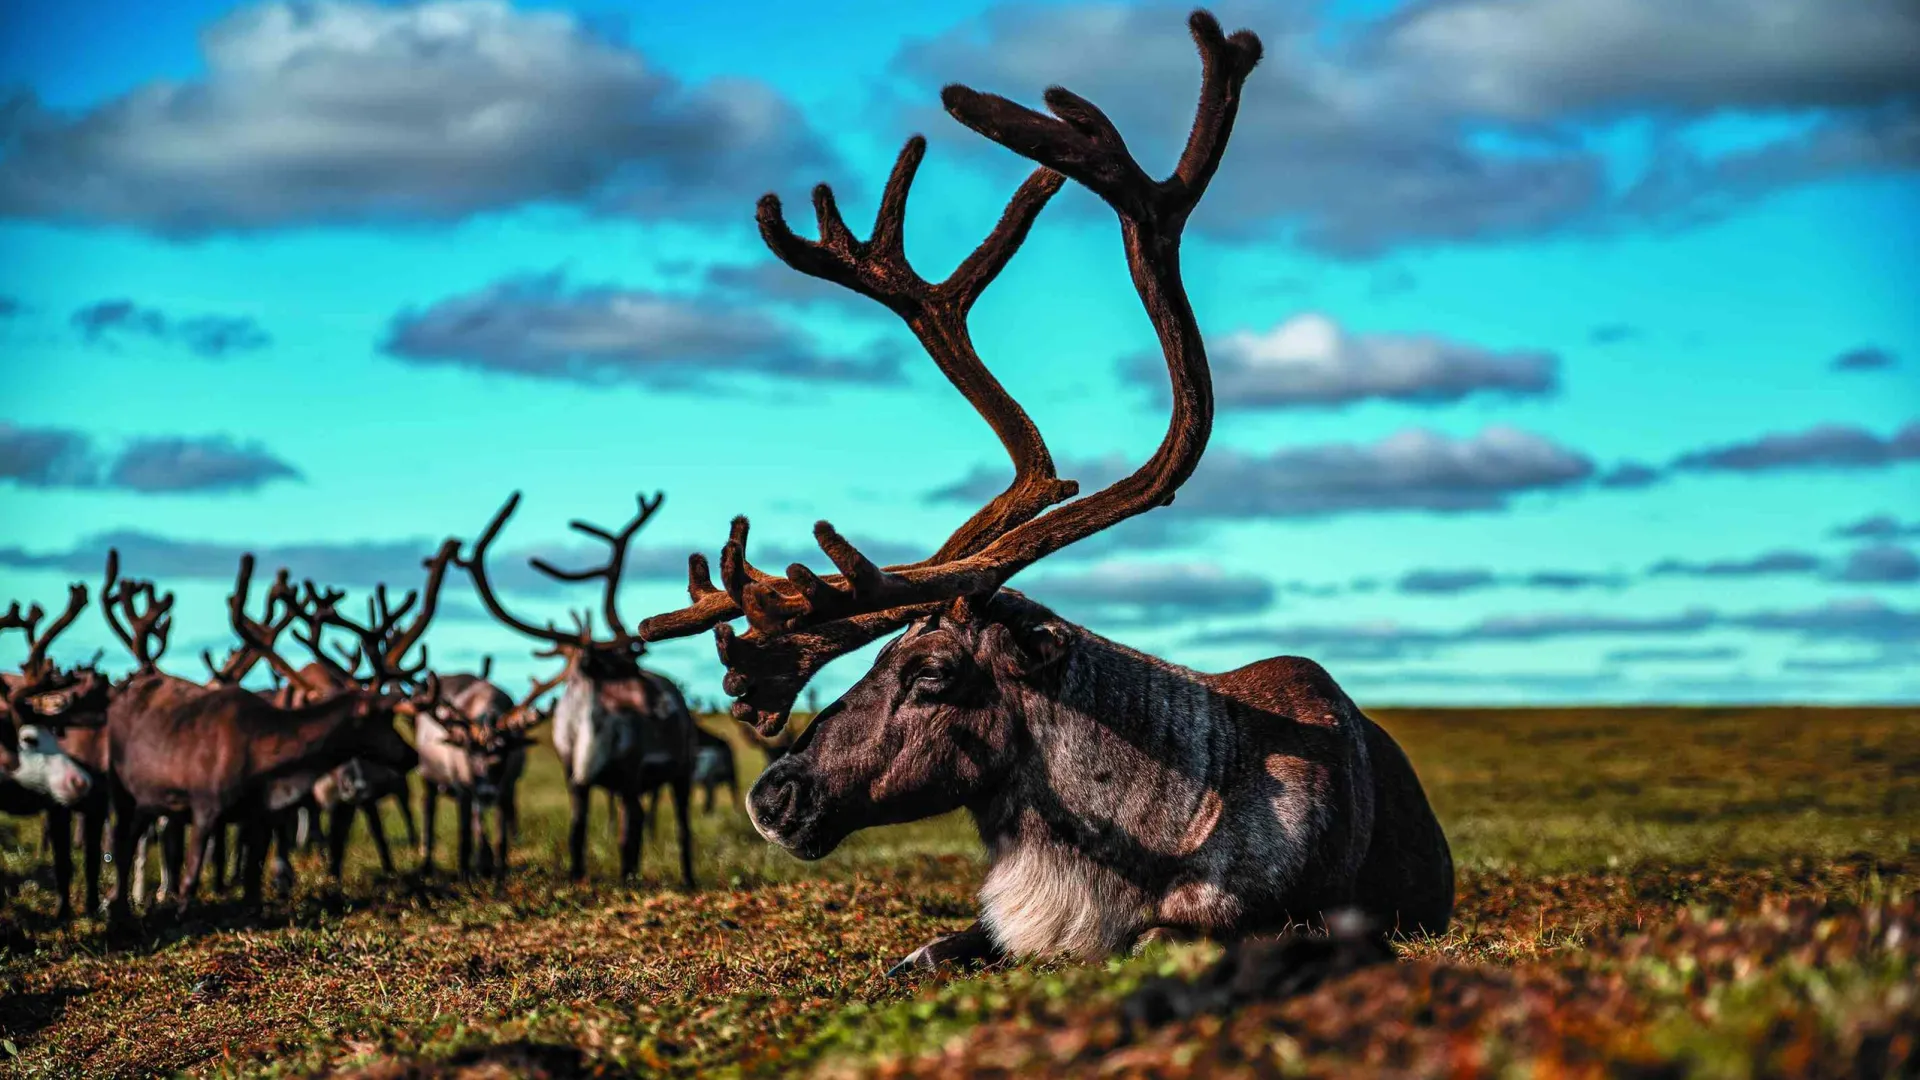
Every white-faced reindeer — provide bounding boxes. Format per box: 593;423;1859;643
458;494;698;885
411;661;546;880
0;591;109;920
0;588;108;914
640;11;1452;972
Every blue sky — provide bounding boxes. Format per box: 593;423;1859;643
1;0;1916;706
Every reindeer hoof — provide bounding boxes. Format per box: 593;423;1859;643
885;945;936;979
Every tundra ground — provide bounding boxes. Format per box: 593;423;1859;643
2;705;1915;1078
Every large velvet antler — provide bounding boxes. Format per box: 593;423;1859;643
641;10;1261;734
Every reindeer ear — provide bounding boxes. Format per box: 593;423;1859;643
1003;604;1073;678
946;592;993;625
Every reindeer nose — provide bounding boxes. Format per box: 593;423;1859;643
747;760;816;844
58;769;91;803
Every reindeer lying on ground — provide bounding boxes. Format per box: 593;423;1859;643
98;553;421;920
458;495;698;885
640;10;1452;972
414;666;547;879
2;588;114;919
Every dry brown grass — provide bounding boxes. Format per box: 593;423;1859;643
1;705;1915;1078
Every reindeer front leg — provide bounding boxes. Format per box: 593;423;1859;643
81;806;104;917
106;791;141;925
362;801;397;876
567;784;591;881
47;806;74;922
886;921;1005;978
456;790;476;879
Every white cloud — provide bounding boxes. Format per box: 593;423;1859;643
1188;313;1556;408
0;1;837;234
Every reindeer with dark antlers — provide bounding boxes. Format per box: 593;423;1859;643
458;493;698;885
100;552;421;919
639;11;1451;972
1;590;110;920
413;663;552;879
281;547;456;879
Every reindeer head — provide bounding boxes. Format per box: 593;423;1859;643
7;724;93;806
750;593;1075;857
640;10;1258;857
2;586;111;760
421;668;555;803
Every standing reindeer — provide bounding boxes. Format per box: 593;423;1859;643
1;592;110;919
639;11;1451;972
411;664;545;880
458;494;698;886
280;548;457;879
99;552;421;919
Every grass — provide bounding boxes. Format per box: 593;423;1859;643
1;705;1915;1078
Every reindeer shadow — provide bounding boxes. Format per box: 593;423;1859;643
0;984;91;1046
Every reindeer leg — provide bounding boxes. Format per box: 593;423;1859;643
455;791;475;879
327;803;354;881
158;816;185;906
47;806;75;921
107;793;140;925
495;796;513;882
239;816;269;908
672;776;694;891
131;822;152;909
364;800;396;876
81;806;104;918
618;792;644;881
394;782;419;849
210;825;229;893
567;785;590;882
473;801;495;878
175;813;213;916
271;813;297;896
420;784;438;875
886;922;1005;978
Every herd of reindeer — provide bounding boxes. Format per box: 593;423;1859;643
5;12;1457;970
0;497;749;925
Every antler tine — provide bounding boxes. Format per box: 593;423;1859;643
458;493;592;650
99;551;174;674
128;582;175;673
759;137;1081;548
207;560;302;686
644;140;1081;646
505;664;568;735
290;579;365;688
643;9;1257;729
229;556;329;694
738;9;1258;630
380;538;459;675
99;550;137;659
525;491;663;647
0;601;39;636
24;583;88;675
711;604;945;735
